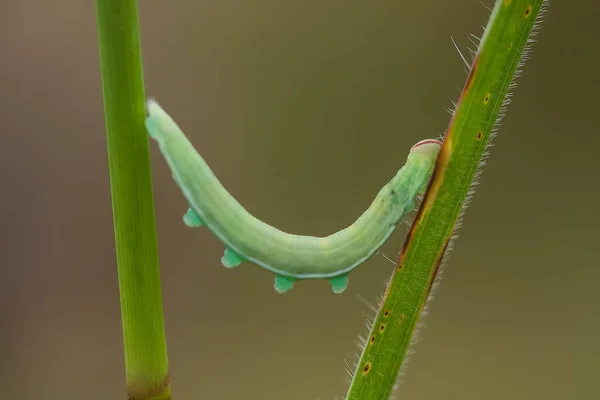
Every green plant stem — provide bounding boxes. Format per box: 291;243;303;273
345;1;548;399
95;1;170;399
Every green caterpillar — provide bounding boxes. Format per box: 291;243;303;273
145;99;441;294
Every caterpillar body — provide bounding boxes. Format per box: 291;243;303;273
145;99;441;294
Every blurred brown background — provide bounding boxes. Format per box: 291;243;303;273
1;0;598;399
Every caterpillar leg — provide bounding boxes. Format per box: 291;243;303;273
183;207;204;227
274;276;295;293
221;248;244;268
328;275;349;294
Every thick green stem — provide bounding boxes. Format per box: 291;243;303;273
345;1;548;399
95;1;170;399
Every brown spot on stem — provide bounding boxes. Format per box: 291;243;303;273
362;362;372;375
504;0;511;5
379;324;386;333
484;93;490;104
383;310;391;318
524;5;532;17
370;335;376;345
399;313;405;323
476;131;483;140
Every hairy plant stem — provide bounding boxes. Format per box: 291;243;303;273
345;1;549;399
95;1;170;399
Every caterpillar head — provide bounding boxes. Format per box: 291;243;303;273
410;139;443;195
409;139;443;160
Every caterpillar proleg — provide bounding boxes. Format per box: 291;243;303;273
146;99;441;294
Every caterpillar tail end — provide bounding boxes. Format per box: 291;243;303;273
221;248;244;268
274;276;295;294
328;275;349;294
183;208;204;227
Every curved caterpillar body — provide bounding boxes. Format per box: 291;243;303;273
145;99;441;294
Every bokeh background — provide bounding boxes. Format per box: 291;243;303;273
1;0;598;399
